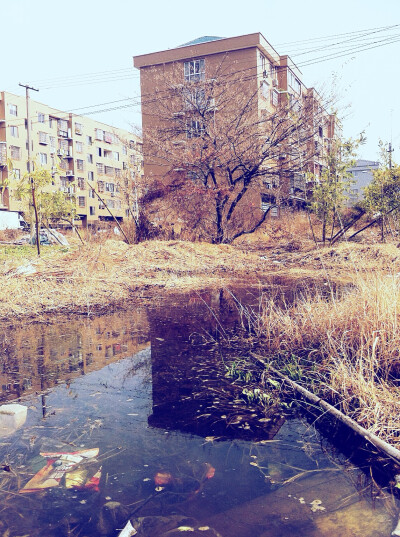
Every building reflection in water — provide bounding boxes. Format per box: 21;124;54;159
147;288;287;441
0;309;150;403
0;284;294;438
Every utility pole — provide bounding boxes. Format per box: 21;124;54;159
19;83;40;255
387;142;394;170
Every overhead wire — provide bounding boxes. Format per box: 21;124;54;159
25;23;399;91
287;24;400;57
275;23;399;46
1;23;399;132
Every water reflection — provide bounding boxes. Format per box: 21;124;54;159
0;310;150;401
0;285;397;537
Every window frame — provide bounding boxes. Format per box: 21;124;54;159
184;59;205;82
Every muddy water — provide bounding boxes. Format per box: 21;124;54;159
0;286;398;537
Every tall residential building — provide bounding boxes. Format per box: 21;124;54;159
0;91;143;226
133;33;335;226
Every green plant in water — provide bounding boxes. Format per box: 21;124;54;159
242;387;273;406
283;354;303;381
225;362;253;383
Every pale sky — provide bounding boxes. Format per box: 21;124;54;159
2;0;400;161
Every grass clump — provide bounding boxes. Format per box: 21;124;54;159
250;272;400;447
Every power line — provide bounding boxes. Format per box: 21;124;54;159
276;23;399;46
27;23;399;91
288;24;400;58
2;25;399;132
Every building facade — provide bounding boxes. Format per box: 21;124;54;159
133;33;335;232
0;91;143;227
346;159;380;206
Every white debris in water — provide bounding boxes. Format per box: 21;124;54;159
310;499;326;512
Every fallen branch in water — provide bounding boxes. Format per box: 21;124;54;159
251;354;400;466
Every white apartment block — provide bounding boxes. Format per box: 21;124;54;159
0;91;143;226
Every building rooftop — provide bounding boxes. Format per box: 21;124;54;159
178;36;225;47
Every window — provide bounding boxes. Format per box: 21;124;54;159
184;59;205;82
288;70;301;95
87;154;93;164
122;145;127;155
39;152;48;165
89;188;95;198
104;132;113;144
271;90;279;107
13;169;20;180
38;113;45;123
86;135;93;145
88;171;94;181
78;196;85;207
105;166;114;176
95;129;104;141
187;119;204;139
58;119;69;137
9;104;17;116
113;151;119;161
261;193;276;213
39;131;48;144
97;147;102;157
77;177;85;189
76;141;83;153
75;123;82;135
259;52;267;73
49;136;56;152
10;146;21;160
261;80;269;99
97;180;104;192
10;126;18;137
49;117;56;128
76;159;84;171
129;140;135;149
58;138;68;153
96;163;104;174
105;182;114;192
90;206;95;215
104;149;112;159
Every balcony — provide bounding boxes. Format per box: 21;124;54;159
0;143;7;166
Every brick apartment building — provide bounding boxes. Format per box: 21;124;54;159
0;91;143;227
133;33;335;240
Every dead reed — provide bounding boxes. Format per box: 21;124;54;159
253;271;400;446
0;238;270;320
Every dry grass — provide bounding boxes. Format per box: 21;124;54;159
254;271;400;446
0;237;274;320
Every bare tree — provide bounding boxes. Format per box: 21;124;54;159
141;65;333;243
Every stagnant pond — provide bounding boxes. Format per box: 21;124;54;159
0;285;398;537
